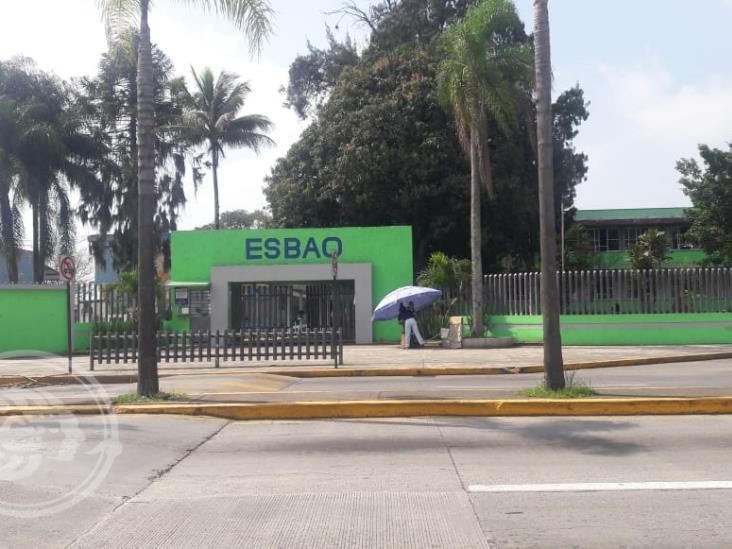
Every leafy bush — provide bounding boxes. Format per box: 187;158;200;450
92;319;136;334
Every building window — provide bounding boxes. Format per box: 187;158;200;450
585;221;696;253
670;229;695;250
591;228;622;252
623;227;647;249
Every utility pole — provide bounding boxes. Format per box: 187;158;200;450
331;251;339;369
561;197;565;272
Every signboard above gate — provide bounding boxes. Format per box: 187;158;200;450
244;236;343;261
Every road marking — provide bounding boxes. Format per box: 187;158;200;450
468;481;732;493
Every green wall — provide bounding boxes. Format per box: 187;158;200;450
592;249;706;269
170;226;414;342
486;313;732;345
0;288;69;355
75;322;92;352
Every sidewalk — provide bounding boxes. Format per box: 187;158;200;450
2;351;732;418
2;344;732;380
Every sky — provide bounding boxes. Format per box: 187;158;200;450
2;0;732;248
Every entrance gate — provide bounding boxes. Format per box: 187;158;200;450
231;281;355;342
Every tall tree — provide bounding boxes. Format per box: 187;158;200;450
76;31;189;273
533;0;564;389
0;94;24;282
678;144;732;266
97;0;272;396
1;58;102;282
437;0;533;337
266;0;588;274
176;67;274;229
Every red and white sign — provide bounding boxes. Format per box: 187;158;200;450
59;255;76;282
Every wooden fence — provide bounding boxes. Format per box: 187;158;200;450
484;268;732;316
89;327;344;369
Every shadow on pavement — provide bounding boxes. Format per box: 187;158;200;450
248;417;644;457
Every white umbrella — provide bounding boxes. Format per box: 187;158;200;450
371;286;442;321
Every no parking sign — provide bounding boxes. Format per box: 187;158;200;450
59;255;76;282
58;255;76;374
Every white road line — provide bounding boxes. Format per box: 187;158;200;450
468;481;732;493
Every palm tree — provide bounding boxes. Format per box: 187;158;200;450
437;0;533;338
77;31;190;273
177;67;274;229
18;98;100;282
0;95;24;283
2;58;102;282
97;0;272;396
533;0;565;389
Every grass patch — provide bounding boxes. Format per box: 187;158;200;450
112;392;189;405
520;371;596;399
520;385;596;399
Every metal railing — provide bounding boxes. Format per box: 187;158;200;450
75;282;135;324
483;268;732;316
89;327;344;369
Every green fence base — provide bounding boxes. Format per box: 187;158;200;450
486;313;732;345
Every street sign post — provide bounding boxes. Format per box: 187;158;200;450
331;251;339;368
59;256;76;374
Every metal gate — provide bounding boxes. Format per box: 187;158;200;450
231;282;355;341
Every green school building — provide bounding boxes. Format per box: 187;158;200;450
574;207;705;268
166;226;414;344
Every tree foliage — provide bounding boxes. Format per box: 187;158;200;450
174;67;274;229
437;0;533;337
678;144;732;266
627;228;670;270
417;251;470;290
282;28;359;119
0;58;103;282
76;32;188;273
265;0;589;273
196;208;271;230
561;224;594;271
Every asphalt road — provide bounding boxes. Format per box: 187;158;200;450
3;359;732;405
2;414;732;548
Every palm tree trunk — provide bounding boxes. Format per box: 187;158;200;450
136;0;159;396
0;188;19;283
32;201;40;283
212;148;220;230
469;127;484;337
534;0;565;389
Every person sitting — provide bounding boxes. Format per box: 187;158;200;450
398;300;425;349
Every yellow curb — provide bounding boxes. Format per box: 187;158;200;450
113;397;732;420
270;366;511;377
0;404;111;416
3;397;732;420
558;351;732;372
0;374;140;388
